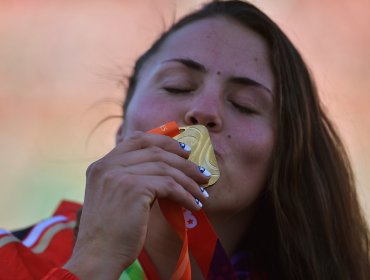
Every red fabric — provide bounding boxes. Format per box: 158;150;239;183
0;200;81;280
138;249;161;280
0;239;54;279
53;201;81;219
42;267;79;280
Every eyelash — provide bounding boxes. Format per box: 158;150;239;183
163;87;193;94
230;101;257;115
163;87;257;115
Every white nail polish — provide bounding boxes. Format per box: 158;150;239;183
200;187;209;198
179;142;191;152
195;198;203;208
198;166;211;177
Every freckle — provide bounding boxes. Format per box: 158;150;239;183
227;135;231;139
254;57;258;62
217;71;221;75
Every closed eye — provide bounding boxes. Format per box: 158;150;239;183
163;87;193;94
230;101;257;115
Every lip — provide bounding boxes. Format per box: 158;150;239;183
213;148;223;167
213;149;221;159
208;148;222;188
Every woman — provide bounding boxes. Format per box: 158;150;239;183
2;1;369;279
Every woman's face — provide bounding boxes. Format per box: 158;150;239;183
121;17;275;217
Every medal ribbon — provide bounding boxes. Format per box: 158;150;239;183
148;122;238;280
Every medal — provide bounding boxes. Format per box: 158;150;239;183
175;125;220;187
148;121;220;187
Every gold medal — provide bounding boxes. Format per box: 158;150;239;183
174;125;220;187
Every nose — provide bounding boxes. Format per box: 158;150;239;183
184;93;223;131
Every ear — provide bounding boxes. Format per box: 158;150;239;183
116;123;125;145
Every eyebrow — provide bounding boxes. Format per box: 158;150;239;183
162;57;272;94
230;76;272;94
162;58;207;73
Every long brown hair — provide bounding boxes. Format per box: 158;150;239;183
123;1;370;279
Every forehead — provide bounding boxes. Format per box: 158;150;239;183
145;17;274;88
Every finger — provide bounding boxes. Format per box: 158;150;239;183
117;131;190;158
103;146;210;186
124;174;203;212
85;162;207;210
118;162;209;203
86;167;203;212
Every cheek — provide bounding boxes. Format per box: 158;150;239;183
228;123;274;188
124;93;182;134
209;125;274;213
238;127;274;164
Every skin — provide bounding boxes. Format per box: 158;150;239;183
65;17;275;279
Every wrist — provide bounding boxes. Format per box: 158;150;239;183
64;248;131;280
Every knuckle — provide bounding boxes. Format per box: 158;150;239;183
149;145;161;154
127;131;146;144
180;159;196;176
103;170;117;183
119;173;135;186
184;160;195;173
86;160;106;177
157;161;169;171
163;176;177;189
118;174;152;199
131;130;144;139
148;146;163;159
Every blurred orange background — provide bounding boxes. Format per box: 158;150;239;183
1;0;369;229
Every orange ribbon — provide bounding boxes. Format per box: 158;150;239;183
148;122;237;280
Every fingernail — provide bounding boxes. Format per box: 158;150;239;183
200;187;209;198
179;142;191;152
195;198;203;208
198;166;211;177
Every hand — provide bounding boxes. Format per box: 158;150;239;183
64;131;210;279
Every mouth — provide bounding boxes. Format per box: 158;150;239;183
213;149;221;161
212;144;225;164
